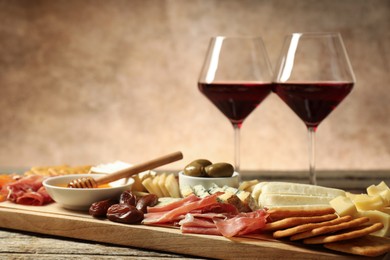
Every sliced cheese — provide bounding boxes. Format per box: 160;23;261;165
352;194;385;211
152;175;164;198
357;210;390;237
238;179;259;191
165;173;181;198
180;185;194;197
329;196;358;217
259;182;345;197
131;174;146;192
259;193;334;208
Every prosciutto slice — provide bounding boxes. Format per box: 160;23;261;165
16;186;54;206
143;193;220;224
214;209;268;238
2;175;53;206
179;209;268;237
147;194;200;213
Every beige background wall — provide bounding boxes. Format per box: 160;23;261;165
0;0;389;172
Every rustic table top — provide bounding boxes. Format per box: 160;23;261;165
1;229;204;259
1;170;389;259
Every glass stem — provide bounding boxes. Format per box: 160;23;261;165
233;124;241;172
308;126;317;185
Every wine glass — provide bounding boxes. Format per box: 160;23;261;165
198;36;273;171
273;32;355;185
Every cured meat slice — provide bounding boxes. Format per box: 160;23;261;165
191;202;239;215
147;194;200;213
2;175;53;206
214;209;268;238
16;192;44;206
143;193;220;224
181;226;221;236
179;213;216;228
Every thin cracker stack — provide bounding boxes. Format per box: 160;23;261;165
290;216;370;241
273;215;353;239
264;207;389;257
303;222;384;244
324;235;390;257
264;213;338;232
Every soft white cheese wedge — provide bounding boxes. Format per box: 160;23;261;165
260;182;346;197
259;193;335;207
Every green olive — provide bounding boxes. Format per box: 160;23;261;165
183;159;212;177
192;159;212;168
205;163;234;178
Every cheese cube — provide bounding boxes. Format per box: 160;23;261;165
367;181;390;206
357;210;390;237
236;190;258;211
352;194;385;211
329;196;358;217
217;192;250;212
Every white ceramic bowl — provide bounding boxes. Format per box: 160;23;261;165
178;171;240;190
43;174;134;211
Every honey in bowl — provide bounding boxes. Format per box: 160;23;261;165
56;183;112;188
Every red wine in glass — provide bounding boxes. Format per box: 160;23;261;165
198;36;273;171
273;33;355;185
274;82;354;129
199;82;272;127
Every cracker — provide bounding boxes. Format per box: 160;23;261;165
290;216;369;241
267;207;335;222
264;214;337;232
324;235;390;257
303;222;384;244
273;215;352;239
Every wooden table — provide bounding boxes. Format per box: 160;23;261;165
1;229;203;259
1;170;389;259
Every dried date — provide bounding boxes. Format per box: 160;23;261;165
119;190;137;206
89;198;118;218
106;204;144;224
136;194;158;213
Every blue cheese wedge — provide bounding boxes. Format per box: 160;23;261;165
193;184;210;198
208;183;225;194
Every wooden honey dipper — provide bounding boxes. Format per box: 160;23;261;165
67;151;183;188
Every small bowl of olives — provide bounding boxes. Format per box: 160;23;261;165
43;174;134;211
179;159;240;190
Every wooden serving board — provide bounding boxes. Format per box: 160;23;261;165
0;202;368;259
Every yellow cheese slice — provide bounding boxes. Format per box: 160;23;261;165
352;194;385;211
358;210;390;237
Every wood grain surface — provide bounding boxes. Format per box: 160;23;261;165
0;202;370;260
